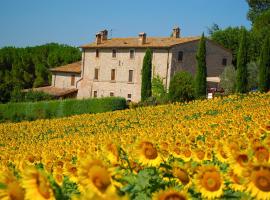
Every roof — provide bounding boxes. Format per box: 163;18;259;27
81;37;201;48
50;62;81;74
23;86;78;97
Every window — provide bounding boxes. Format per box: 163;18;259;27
110;92;114;97
112;49;116;58
94;68;99;80
128;70;133;82
111;69;116;81
127;94;132;98
93;91;97;97
222;58;227;66
178;51;183;61
130;49;135;59
71;75;75;86
96;49;99;58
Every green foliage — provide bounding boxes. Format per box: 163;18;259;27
220;65;237;94
210;26;261;66
246;0;270;23
0;97;127;123
0;43;81;103
247;62;259;90
152;75;166;100
141;48;152;101
253;9;270;39
259;35;270;92
236;28;249;93
121;168;167;200
195;33;207;98
169;71;195;102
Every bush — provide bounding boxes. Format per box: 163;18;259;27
0;97;127;123
152;75;166;100
169;71;195;102
10;89;54;103
220;65;237;95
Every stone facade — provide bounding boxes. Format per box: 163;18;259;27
52;72;81;89
51;28;232;102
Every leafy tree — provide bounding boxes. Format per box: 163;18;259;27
169;71;195;102
258;35;270;92
246;0;270;23
247;62;259;90
207;23;220;35
194;33;207;98
141;48;152;101
210;26;260;65
253;9;270;41
0;43;81;103
152;75;166;100
220;65;237;94
236;28;249;93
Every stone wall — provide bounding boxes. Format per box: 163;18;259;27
52;72;81;89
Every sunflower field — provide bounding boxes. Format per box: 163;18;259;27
0;92;270;200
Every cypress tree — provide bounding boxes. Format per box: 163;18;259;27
195;33;207;98
259;35;270;92
236;28;248;93
141;48;152;101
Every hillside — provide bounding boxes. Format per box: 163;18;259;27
0;93;270;199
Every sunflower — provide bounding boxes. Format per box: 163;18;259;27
227;170;247;192
135;140;162;166
195;166;224;199
246;165;270;200
253;145;269;163
106;142;120;165
230;152;251;176
152;188;189;200
172;166;192;189
78;158;112;198
21;167;55;200
0;170;25;200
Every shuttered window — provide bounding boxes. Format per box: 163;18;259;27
71;75;75;86
111;69;116;81
128;70;133;82
94;68;99;80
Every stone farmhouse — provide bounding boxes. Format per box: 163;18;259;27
37;27;232;102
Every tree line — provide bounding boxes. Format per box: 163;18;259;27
0;43;81;103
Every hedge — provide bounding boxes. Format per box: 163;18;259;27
0;97;127;123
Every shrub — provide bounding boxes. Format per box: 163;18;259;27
220;65;237;95
0;97;127;123
169;71;195;102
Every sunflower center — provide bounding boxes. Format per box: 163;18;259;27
196;150;205;160
202;172;221;192
36;175;51;199
254;169;270;192
174;169;189;185
183;149;191;158
255;147;269;162
236;154;249;167
161;192;186;200
92;176;110;192
144;146;158;160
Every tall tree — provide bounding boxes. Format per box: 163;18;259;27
246;0;270;24
195;33;207;98
259;36;270;92
141;48;152;101
236;28;249;93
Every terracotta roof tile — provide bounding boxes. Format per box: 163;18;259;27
80;37;201;48
50;61;81;74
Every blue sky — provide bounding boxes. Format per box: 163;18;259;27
0;0;251;48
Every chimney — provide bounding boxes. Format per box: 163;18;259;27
96;32;102;44
138;32;146;45
101;29;108;41
172;26;180;38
